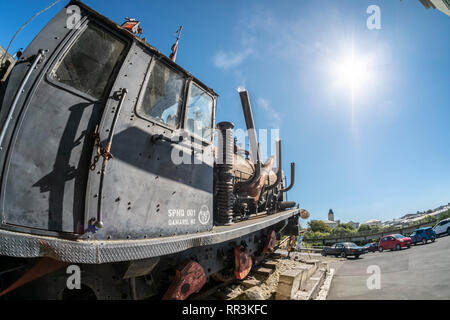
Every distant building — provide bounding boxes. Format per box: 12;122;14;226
419;0;450;16
328;209;334;222
347;221;360;230
362;219;382;227
322;219;339;229
321;209;340;229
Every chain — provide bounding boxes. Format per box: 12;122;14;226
90;125;113;171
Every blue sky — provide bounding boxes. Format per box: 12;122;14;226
1;0;449;224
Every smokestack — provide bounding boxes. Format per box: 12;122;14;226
238;89;260;166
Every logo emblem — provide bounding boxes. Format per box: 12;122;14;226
198;205;210;225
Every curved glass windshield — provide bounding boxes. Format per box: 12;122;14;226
186;83;213;140
394;234;404;239
51;24;126;99
140;60;184;127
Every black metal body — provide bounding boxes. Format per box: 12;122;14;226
0;1;302;299
0;2;215;240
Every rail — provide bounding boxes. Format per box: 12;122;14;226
303;221;435;245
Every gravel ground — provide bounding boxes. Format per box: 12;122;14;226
213;250;347;300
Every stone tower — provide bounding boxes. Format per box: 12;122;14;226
328;209;334;222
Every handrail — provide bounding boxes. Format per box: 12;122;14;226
0;49;45;151
95;88;128;228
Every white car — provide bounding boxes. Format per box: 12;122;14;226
432;218;450;237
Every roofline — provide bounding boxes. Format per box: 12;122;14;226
71;0;218;97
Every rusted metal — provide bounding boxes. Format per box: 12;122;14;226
267;139;283;191
162;260;207;300
263;230;277;254
287;236;297;257
238;156;275;202
93;88;128;229
0;257;67;297
120;18;142;35
89;125;113;171
234;246;252;280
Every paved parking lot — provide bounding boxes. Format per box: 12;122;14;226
328;234;450;299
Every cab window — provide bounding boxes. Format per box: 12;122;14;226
185;83;213;140
140;60;184;127
50;24;126;99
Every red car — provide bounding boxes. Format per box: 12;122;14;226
378;234;412;252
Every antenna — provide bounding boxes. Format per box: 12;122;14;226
169;26;183;62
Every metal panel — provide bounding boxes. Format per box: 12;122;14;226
0;208;300;264
85;43;214;240
0;7;130;234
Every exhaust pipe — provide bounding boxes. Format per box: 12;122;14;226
239;89;260;166
236;89;261;188
281;162;295;193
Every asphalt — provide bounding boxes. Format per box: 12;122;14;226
327;234;450;299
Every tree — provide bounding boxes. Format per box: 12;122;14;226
307;220;331;234
330;226;354;236
357;224;371;232
339;223;355;231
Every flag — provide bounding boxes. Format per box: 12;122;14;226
169;40;179;62
169;26;182;62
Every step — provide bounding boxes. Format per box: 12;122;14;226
293;268;326;300
275;268;304;300
262;260;278;270
241;278;261;289
254;267;274;276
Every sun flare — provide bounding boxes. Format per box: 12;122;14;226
331;49;373;98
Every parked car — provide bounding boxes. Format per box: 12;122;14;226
378;234;412;252
432;218;450;237
363;242;378;252
409;227;436;245
321;242;366;258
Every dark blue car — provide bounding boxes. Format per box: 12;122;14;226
410;227;436;245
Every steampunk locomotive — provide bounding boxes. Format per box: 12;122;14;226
0;0;305;299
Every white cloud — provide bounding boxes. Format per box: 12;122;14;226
258;98;270;110
213;49;252;70
257;98;281;127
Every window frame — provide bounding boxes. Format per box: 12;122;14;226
183;80;216;143
46;20;130;102
135;56;187;131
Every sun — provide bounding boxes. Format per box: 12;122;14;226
330;49;373;98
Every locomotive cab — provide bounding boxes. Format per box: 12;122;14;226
0;2;216;239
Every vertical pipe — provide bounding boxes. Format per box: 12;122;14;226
238;90;260;165
267;139;282;190
216;121;235;225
